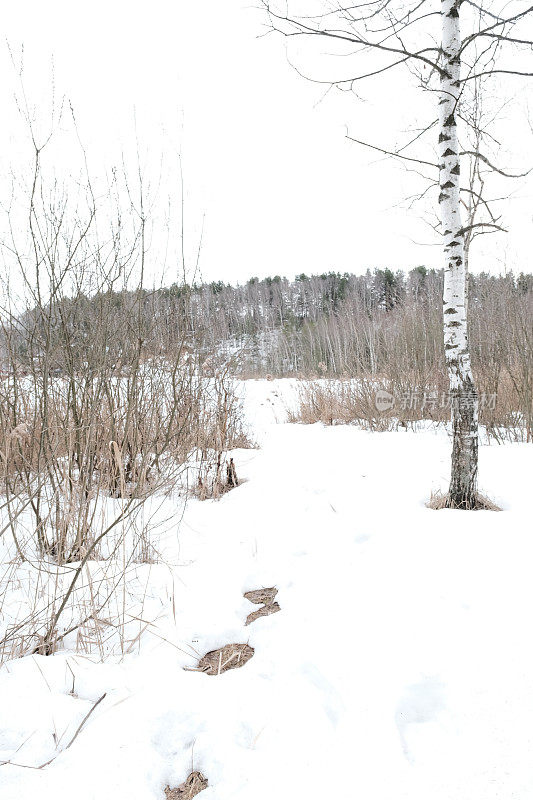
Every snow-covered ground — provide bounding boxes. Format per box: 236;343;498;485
1;379;532;799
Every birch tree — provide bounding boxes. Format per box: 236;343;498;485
263;0;533;508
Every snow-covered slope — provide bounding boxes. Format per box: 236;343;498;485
1;380;532;799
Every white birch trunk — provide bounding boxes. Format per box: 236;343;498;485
439;0;479;507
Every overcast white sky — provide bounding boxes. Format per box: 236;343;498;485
2;0;533;285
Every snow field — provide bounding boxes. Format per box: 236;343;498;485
1;379;532;799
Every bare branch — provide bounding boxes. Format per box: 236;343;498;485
262;2;446;78
346;133;439;168
460;4;533;53
460;69;533;83
458;221;507;235
460;150;531;179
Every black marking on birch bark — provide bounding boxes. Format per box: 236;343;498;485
445;343;459;350
439;133;451;143
444;307;457;314
443;229;452;235
441;180;455;189
449;241;462;248
443;148;456;157
438;192;449;203
448;6;459;17
451;164;460;175
448;320;461;327
444;114;456;128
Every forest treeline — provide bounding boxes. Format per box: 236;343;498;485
191;267;532;436
1;265;532;439
6;266;532;378
187;268;533;374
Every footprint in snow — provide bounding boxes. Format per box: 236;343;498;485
395;676;446;764
301;662;345;727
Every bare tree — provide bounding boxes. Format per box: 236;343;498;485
0;91;250;659
262;0;533;507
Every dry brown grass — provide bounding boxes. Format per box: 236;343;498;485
165;772;208;799
287;378;426;431
427;490;501;511
244;586;281;626
289;370;530;441
196;643;255;675
192;456;242;501
245;602;281;626
0;363;250;662
0;124;257;666
244;587;278;605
